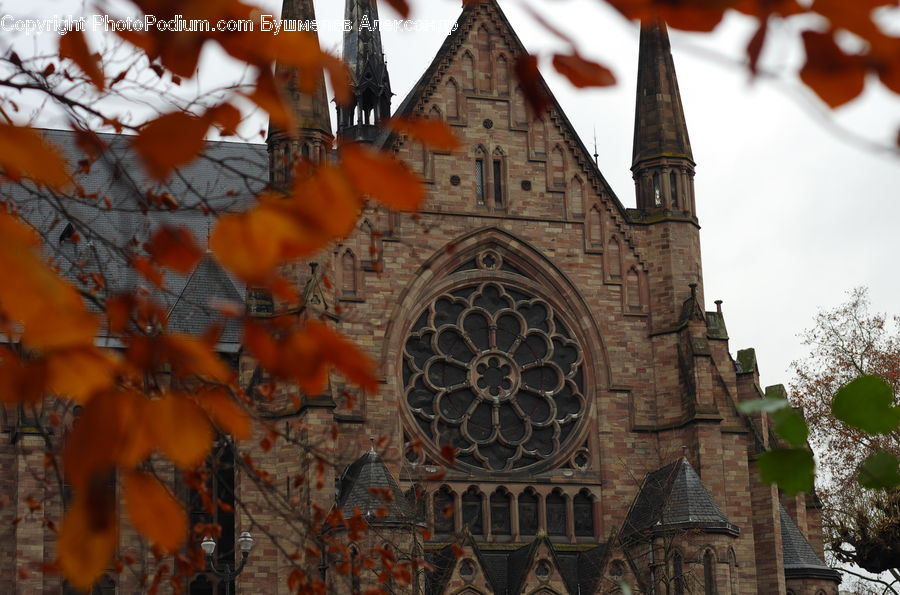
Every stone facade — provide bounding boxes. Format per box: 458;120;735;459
0;0;843;593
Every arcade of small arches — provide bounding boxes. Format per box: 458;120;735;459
405;484;599;542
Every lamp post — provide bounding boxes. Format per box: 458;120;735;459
200;531;254;595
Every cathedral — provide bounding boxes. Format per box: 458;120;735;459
0;0;844;593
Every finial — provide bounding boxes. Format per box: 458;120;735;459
368;437;377;455
715;299;723;314
689;282;697;299
593;126;599;165
310;262;318;273
681;445;688;458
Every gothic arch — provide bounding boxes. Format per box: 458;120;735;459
461;50;476;91
496;53;510;95
606;235;622;280
383;227;612;475
446;78;460;119
338;248;360;298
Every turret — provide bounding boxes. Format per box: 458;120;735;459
632;20;696;217
337;0;393;143
631;20;704;329
267;0;333;189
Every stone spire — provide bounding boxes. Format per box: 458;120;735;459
632;20;692;170
337;0;393;142
267;0;333;188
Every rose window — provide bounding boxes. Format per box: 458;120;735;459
403;281;586;472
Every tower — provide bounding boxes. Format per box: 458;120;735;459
266;0;333;189
337;0;393;142
631;20;702;330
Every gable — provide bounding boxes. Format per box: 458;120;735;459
385;0;649;273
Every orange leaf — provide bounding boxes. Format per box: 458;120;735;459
132;111;210;180
799;30;866;108
123;471;188;552
196;386;252;440
383;0;410;17
131;255;165;288
0;124;70;189
341;144;424;212
45;347;118;403
514;54;550;117
246;71;296;132
552;53;616;88
0;347;46;404
146;226;202;274
159;333;231;381
211;209;299;284
63;390;147;489
59;29;105;90
58;490;117;590
0;212;97;349
209;103;242;137
307;320;378;394
388;118;461;152
150;393;214;469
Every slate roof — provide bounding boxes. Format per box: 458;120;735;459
622;458;739;540
1;128;267;348
780;505;842;581
334;448;418;525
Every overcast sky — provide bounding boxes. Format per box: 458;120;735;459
3;0;899;391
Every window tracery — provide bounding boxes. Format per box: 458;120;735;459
403;279;587;473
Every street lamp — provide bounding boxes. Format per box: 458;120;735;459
200;532;254;595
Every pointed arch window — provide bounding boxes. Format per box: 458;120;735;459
531;118;546;157
433;485;455;534
546;489;566;536
626;267;642;312
461;51;475;91
474;146;487;206
728;549;738;595
588;205;603;248
476;25;492;92
653;172;662;207
704;549;717;595
673;550;685;595
446;79;460;119
341;250;358;297
550;145;565;187
513;88;528;125
490;489;511;536
573;490;594;537
405;485;426;523
462;487;484;535
350;545;361;594
569;176;584;218
492;147;506;208
496;54;510;95
607;236;622;279
670;170;679;208
518;488;539;536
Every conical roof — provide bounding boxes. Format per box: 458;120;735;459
780;505;841;580
335;448;416;524
267;0;333;138
623;458;738;539
632;20;693;168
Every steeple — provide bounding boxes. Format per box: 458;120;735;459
267;0;333;188
337;0;393;142
631;20;695;216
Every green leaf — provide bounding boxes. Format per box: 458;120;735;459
758;448;815;495
858;451;900;490
832;375;900;435
771;408;809;448
738;398;790;414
